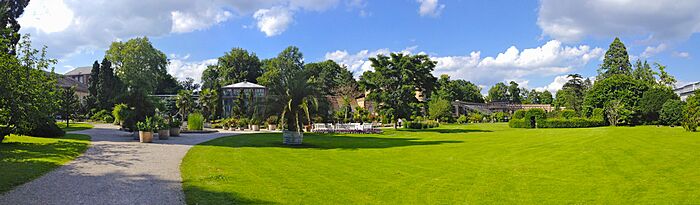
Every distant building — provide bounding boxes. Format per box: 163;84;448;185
64;66;92;85
452;101;554;116
674;82;700;101
221;81;268;118
56;73;89;100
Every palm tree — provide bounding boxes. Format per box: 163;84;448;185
175;90;194;122
279;69;318;145
198;88;218;122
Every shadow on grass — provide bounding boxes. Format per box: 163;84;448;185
0;134;90;193
399;128;493;133
200;133;463;150
184;185;277;204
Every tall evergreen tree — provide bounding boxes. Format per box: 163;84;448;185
0;0;30;55
86;61;100;110
59;86;79;128
632;59;656;86
598;37;632;79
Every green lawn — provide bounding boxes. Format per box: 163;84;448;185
0;134;90;193
57;122;94;132
181;123;700;204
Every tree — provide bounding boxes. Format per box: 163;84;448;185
583;74;649;125
198;88;218;121
0;0;29;55
304;60;356;96
106;37;170;94
598;37;632;79
95;58;123;110
434;75;483;103
632;60;656;86
258;46;305;95
58;87;79;128
683;90;700;132
202;47;262;92
1;35;63;141
508;81;521;103
540;90;553;104
175;90;194;122
638;87;678;124
660;99;684;126
487;82;509;102
179;77;200;91
605;100;632;126
428;97;452;122
86;61;100;109
655;63;677;88
358;53;437;120
555;74;588;113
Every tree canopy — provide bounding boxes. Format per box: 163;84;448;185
598;37;632;79
434;74;483;103
106;37;170;94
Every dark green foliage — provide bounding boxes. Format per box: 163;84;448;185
554;74;589;113
90;110;111;122
120;91;156;131
492;112;508;122
358;53;437;120
434;74;483;103
487;82;508;102
522;89;553;104
512;110;526;120
598;37;632;79
591;108;605;120
525;108;547;122
136;117;155;132
540;90;553;104
560;109;577;119
508;119;530;128
404;120;439;129
428;97;452;122
106;37;171;95
583;74;649;125
537;118;606;128
103;116;114;123
508;81;521;103
0;0;29;55
58;87;79;128
638;87;678;124
660;100;684;126
28;120;65;138
632;60;656;86
304;60;357;96
111;103;130;125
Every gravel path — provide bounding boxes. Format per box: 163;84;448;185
0;124;250;205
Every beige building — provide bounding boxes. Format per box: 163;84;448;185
64;66;92;85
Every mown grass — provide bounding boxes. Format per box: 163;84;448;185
182;123;700;204
0;134;90;193
56;122;94;132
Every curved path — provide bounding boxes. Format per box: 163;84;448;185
0;123;247;205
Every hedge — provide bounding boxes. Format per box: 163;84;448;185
404;120;440;129
537;118;606;128
508;119;530;128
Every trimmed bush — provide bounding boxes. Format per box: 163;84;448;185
561;109;577;119
508;119;530;128
513;110;526;120
404;120;440;129
538;118;606;128
103;116;115;123
660;99;684;126
187;113;204;131
525;108;547;122
29;120;66;138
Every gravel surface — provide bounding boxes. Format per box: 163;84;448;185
0;124;251;205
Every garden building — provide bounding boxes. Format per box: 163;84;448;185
221;81;268;118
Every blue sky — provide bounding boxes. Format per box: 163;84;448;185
17;0;700;93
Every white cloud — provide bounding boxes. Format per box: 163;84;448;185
416;0;445;17
538;0;700;42
253;7;294;37
640;43;668;58
673;51;690;59
18;0;346;58
535;75;571;93
167;57;218;83
325;40;604;88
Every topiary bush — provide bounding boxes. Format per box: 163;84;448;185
512;110;526;120
188;113;204;131
404;120;440;129
508;119;530;128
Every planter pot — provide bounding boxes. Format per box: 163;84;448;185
170;128;181;136
158;129;170;140
239;127;245;131
252;125;260;131
222;126;229;130
248;125;252;130
228;127;236;131
268;124;277;130
139;131;153;143
304;126;312;133
283;130;303;145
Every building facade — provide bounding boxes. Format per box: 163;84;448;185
452;101;554;117
64;66;92;85
674;82;700;101
221;81;268;118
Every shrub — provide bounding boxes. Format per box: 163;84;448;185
660;99;684;126
90;109;111;122
136;117;155;132
266;115;278;125
468;113;483;123
525;108;547;124
683;91;700;132
29;120;66;138
403;120;439;129
456;115;468;124
187;113;204;131
170;118;182;128
112;103;130;125
591;108;605;120
239;117;249;127
537;118;606;128
561;109;577;119
103;116;115;123
512;110;526;120
250;117;261;126
492;112;508;122
508;119;530;128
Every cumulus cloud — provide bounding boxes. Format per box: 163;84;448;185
325;40;604;88
416;0;445;17
18;0;346;58
253;7;294;37
538;0;700;42
673;51;690;59
167;57;218;83
640;43;668;58
325;46;418;77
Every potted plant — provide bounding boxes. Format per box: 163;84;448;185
250;117;260;131
136;117;154;143
170;118;181;136
266;115;278;130
239;117;249;131
156;119;170;140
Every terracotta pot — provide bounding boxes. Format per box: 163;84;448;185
158;129;170;140
268;124;277;130
139;131;153;143
252;125;260;131
170;128;180;136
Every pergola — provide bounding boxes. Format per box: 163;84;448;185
221;81;268;118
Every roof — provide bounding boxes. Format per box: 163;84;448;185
674;82;700;91
222;81;265;89
64;66;92;76
56;75;89;93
